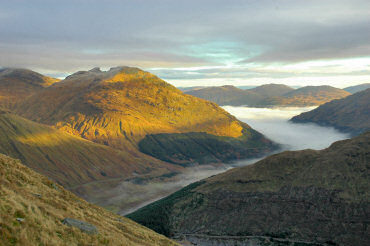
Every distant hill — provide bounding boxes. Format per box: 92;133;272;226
177;86;206;92
128;132;370;246
185;84;350;107
0;153;177;246
15;67;276;165
0;109;178;188
248;83;294;98
344;83;370;94
259;85;351;106
0;68;59;109
291;88;370;136
185;85;263;106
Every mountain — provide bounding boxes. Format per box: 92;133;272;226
0;109;178;189
291;88;370;136
15;67;276;165
260;85;351;106
128;132;370;246
185;84;349;107
344;83;370;94
0;68;59;109
0;153;178;246
248;83;294;98
185;85;264;106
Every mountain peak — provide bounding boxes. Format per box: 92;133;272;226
0;68;60;109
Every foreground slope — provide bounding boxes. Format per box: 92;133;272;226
16;67;275;165
0;153;178;246
128;132;370;246
0;68;59;109
0;109;177;188
291;88;370;136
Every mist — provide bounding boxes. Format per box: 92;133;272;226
223;106;350;150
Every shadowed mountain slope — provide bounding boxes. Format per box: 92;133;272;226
0;109;178;188
344;83;370;94
0;68;59;109
291;88;370;136
0;153;178;246
15;67;275;165
128;132;370;246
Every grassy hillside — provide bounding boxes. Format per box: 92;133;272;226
128;132;370;246
0;68;59;109
291;88;370;136
15;67;275;163
0;153;178;246
0;109;178;188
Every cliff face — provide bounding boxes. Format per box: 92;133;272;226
128;132;370;246
291;88;370;136
15;67;276;164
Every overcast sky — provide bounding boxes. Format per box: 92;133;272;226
1;0;370;87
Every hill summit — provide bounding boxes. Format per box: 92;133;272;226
0;68;59;109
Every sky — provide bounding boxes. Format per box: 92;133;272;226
1;0;370;87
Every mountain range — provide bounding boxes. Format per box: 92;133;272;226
185;84;351;107
291;88;370;136
128;131;370;246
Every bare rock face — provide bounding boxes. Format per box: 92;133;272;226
62;218;98;235
128;132;370;246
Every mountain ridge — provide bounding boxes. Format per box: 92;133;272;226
128;132;370;246
185;84;351;107
291;88;370;136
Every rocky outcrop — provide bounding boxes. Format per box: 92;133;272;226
62;218;98;234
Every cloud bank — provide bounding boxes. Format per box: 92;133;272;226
223;106;350;150
1;0;370;87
